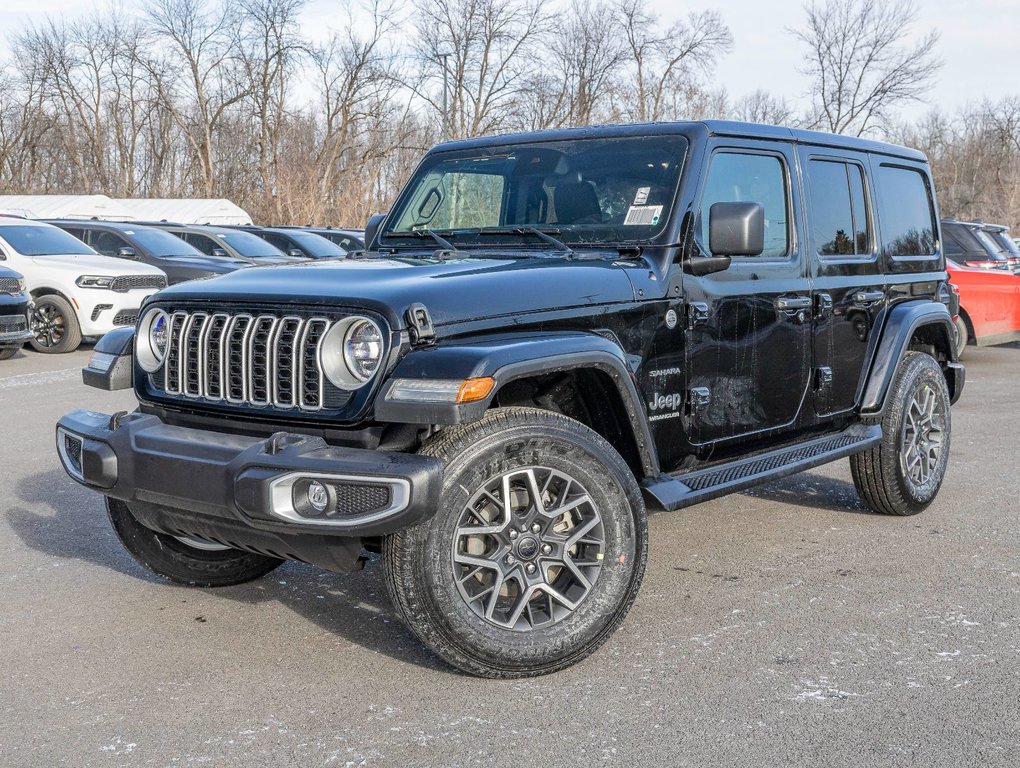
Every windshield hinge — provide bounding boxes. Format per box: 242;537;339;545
406;303;436;346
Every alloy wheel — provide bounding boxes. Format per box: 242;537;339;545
899;383;946;487
451;467;605;631
33;304;65;348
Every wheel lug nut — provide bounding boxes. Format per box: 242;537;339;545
541;543;552;555
525;563;536;574
505;554;515;565
530;523;541;533
509;529;518;539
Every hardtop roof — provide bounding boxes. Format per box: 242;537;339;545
428;120;927;163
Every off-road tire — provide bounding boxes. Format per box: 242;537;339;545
107;498;283;586
30;294;82;353
383;407;648;678
0;347;18;360
953;315;969;359
851;352;951;516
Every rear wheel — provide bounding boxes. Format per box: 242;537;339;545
107;498;283;586
30;294;81;353
851;352;951;516
384;407;648;678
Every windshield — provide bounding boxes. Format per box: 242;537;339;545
217;231;287;258
279;231;347;258
384;135;688;247
0;225;95;256
974;229;1007;258
986;229;1020;259
125;227;205;257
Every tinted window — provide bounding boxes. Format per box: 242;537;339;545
183;233;218;255
216;231;287;258
0;225;95;256
942;231;964;257
124;227;205;257
279;231;346;258
700;152;789;258
261;233;292;252
807;160;871;255
91;230;130;257
989;230;1020;258
876;165;936;258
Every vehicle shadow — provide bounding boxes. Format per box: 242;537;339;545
6;469;450;675
741;471;873;514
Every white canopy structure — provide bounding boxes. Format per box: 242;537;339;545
0;194;135;220
114;198;252;225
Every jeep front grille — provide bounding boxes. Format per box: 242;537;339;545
162;311;341;411
111;275;167;292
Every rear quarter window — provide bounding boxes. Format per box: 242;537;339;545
875;164;937;259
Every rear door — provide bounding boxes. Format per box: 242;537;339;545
798;148;885;417
683;141;813;445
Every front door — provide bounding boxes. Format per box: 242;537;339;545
683;143;813;446
797;148;885;416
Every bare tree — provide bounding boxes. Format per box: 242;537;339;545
615;1;732;122
732;89;798;126
412;0;546;139
142;0;250;197
793;0;940;136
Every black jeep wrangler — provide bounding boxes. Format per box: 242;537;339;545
56;121;964;678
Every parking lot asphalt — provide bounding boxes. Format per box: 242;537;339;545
1;343;1018;767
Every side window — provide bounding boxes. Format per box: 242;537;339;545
942;230;964;257
185;233;215;255
263;233;292;252
876;164;937;258
700;152;789;258
61;227;86;242
806;159;871;256
92;230;129;257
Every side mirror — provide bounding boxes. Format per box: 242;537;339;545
210;247;229;258
288;248;305;258
709;201;764;257
364;213;386;251
117;246;137;259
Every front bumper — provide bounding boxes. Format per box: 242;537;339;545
56;409;444;565
77;292;156;337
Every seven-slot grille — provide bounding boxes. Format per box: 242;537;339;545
111;275;167;292
162;311;335;411
0;278;22;294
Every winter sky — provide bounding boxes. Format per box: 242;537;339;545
1;0;1017;122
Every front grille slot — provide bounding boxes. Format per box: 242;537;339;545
161;310;338;412
0;278;22;294
0;314;28;335
111;275;167;292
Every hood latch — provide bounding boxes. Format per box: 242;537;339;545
406;302;436;346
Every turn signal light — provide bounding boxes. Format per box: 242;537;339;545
456;377;495;403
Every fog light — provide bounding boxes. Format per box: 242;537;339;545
307;481;329;513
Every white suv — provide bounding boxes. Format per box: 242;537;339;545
0;217;167;353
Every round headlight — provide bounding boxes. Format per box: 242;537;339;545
344;318;383;381
321;316;384;390
136;308;170;373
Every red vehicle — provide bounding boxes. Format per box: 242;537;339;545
947;260;1020;357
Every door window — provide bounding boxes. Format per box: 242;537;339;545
875;165;937;258
806;160;871;256
700;152;790;258
183;233;217;255
91;230;130;258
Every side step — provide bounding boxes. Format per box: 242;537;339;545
641;423;882;512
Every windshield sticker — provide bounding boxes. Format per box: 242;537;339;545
624;205;662;226
124;230;134;235
633;187;650;205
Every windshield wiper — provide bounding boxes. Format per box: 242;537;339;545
478;226;575;258
411;228;463;256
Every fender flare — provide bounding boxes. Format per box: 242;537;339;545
860;301;963;416
374;331;660;477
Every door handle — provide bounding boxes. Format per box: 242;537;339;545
775;296;812;312
853;290;885;304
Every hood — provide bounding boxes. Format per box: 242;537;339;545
156;254;639;328
29;253;166;276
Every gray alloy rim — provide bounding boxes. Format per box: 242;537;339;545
173;534;233;552
32;304;65;348
899;383;946;487
450;466;606;631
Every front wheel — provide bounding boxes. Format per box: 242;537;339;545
30;294;82;353
0;347;18;360
384;407;648;678
107;498;283;586
851;352;951;516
